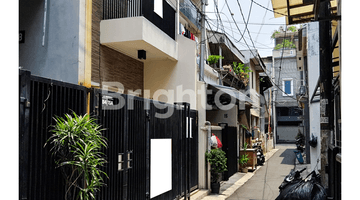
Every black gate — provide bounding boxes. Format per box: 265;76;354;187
91;89;198;200
19;71;198;200
19;70;88;200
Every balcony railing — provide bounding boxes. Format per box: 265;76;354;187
179;0;201;30
103;0;175;40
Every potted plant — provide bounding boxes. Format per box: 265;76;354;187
232;62;252;86
239;142;250;173
205;148;227;194
207;55;224;68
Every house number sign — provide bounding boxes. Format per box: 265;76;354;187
19;31;25;43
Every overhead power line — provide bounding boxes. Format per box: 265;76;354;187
222;0;299;101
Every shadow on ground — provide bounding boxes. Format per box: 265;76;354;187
278;148;297;165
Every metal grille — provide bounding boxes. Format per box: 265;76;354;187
92;90;198;200
19;71;198;200
103;0;176;40
19;70;88;200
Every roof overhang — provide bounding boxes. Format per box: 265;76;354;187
207;30;246;64
271;0;338;25
207;83;253;109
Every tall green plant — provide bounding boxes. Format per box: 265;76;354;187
45;112;108;200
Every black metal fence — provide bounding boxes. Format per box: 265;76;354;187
91;89;198;200
103;0;176;40
19;70;198;200
19;70;88;200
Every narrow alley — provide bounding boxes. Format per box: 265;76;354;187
200;144;298;200
228;144;296;200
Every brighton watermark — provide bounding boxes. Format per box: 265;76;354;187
101;82;249;119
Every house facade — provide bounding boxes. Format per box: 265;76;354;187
271;27;303;144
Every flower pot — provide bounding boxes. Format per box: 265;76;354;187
211;182;220;194
241;167;248;173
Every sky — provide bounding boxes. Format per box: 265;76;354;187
205;0;288;57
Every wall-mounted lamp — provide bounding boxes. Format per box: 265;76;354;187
138;50;146;60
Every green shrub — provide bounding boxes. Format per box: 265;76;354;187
205;148;227;182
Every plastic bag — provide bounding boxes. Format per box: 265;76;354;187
276;171;326;200
216;135;222;148
210;135;218;148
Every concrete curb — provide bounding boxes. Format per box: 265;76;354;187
197;148;279;200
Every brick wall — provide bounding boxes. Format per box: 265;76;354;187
91;0;144;95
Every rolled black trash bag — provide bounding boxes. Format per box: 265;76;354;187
276;171;327;200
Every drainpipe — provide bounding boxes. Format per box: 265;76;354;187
175;0;179;41
205;121;211;189
199;0;206;81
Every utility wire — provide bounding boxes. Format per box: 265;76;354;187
252;0;287;17
255;0;271;42
223;0;298;102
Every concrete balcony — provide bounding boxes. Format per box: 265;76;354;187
100;0;177;61
100;16;178;61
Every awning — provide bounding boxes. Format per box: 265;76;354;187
270;0;338;25
208;83;253;104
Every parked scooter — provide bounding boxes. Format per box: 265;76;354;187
252;141;265;166
276;168;327;200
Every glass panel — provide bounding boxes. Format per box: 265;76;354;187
284;80;291;94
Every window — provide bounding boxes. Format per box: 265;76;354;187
282;78;293;96
154;0;163;18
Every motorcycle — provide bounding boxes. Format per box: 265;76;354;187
252;142;265;166
276;168;327;200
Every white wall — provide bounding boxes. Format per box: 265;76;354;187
307;22;321;171
206;105;238;127
144;36;197;109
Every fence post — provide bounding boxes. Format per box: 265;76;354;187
123;95;129;200
19;70;31;200
145;109;151;200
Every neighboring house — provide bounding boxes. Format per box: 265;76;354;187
19;0;85;85
205;30;253;179
241;49;268;141
271;27;303;143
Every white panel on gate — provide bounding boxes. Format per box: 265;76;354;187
150;139;172;198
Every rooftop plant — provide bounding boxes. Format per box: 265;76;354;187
274;39;296;50
207;55;224;65
232;62;252;86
